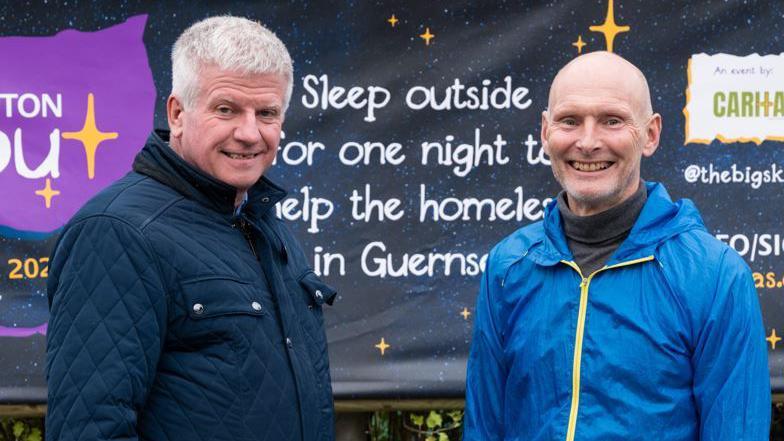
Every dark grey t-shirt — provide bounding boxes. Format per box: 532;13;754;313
557;181;647;276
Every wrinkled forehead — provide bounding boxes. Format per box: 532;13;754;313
548;55;652;117
195;65;287;100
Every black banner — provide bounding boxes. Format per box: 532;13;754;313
1;1;783;402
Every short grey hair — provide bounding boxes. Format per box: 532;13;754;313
171;16;294;112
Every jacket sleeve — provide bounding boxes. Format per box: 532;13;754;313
45;216;167;441
692;248;770;441
464;255;506;441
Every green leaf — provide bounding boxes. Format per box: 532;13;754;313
439;433;450;441
13;421;25;438
410;413;424;427
447;410;463;422
426;410;443;429
26;428;42;441
369;412;390;441
425;436;436;441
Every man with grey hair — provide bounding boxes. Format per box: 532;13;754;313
464;52;770;440
46;16;336;441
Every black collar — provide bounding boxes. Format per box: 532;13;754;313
557;180;648;245
132;130;286;216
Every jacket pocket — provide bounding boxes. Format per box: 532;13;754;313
181;276;266;320
177;276;271;393
177;276;269;357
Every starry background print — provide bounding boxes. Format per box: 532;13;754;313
0;0;783;401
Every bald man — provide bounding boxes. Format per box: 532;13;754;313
464;52;770;440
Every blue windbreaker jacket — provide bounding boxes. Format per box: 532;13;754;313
465;182;770;440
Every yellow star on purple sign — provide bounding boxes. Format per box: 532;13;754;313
62;93;119;179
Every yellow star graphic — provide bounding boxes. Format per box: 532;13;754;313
388;14;399;27
589;0;630;53
767;328;781;350
62;93;119;180
420;27;435;45
572;35;586;54
375;337;390;356
460;307;471;320
35;178;60;209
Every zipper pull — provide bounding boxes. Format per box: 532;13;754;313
238;218;259;260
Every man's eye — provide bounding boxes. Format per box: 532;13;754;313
258;109;279;119
560;118;578;126
605;118;622;126
217;106;233;114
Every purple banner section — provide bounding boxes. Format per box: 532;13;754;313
0;15;155;234
0;323;46;337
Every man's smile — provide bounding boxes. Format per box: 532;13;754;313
221;151;262;160
569;161;613;172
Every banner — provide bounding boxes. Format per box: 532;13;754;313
1;1;782;402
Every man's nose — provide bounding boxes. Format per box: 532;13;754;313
576;119;601;153
234;112;262;145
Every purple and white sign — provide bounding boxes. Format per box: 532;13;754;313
0;15;155;234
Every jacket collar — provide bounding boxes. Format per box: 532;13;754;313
132;130;286;216
531;201;572;266
533;181;707;266
611;182;706;263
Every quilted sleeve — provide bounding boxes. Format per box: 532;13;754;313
463;254;506;441
45;215;167;441
692;248;770;441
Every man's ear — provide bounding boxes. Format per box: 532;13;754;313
167;95;185;140
642;113;662;157
541;110;550;155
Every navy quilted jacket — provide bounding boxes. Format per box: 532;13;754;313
46;131;336;441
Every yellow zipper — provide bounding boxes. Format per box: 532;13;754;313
562;255;655;441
